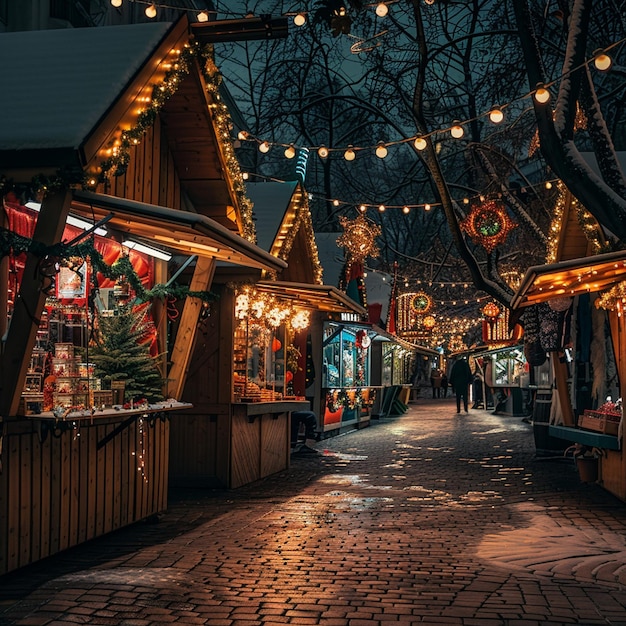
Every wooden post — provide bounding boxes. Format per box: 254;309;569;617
152;259;168;387
166;256;215;400
0;190;71;417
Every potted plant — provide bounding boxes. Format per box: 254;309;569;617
564;443;602;483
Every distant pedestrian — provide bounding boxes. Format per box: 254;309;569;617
440;373;448;398
449;357;473;413
430;368;442;398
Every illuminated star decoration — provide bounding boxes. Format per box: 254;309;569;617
410;291;433;315
337;214;381;263
460;200;517;253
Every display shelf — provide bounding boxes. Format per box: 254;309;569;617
548;425;621;450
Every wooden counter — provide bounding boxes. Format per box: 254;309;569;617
170;401;310;489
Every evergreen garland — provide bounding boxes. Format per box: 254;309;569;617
0;227;217;304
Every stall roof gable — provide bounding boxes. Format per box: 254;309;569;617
247;181;323;284
511;249;626;309
0;22;172;156
0;18;250;234
71;190;286;272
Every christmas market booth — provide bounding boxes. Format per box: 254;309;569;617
0;18;285;575
511;185;626;500
168;181;369;487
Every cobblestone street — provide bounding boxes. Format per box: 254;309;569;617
2;399;626;625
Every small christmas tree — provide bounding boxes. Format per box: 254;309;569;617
90;302;164;403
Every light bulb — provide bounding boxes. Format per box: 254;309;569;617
294;12;306;26
545;181;553;189
242;172;249;180
197;11;209;22
259;141;270;153
463;197;469;204
111;0;122;7
402;206;410;214
145;4;157;18
375;142;388;158
344;147;356;161
359;204;367;213
450;121;464;138
237;130;249;140
534;84;550;104
284;145;296;159
375;2;388;17
414;137;427;150
424;203;431;211
594;52;612;71
333;199;340;206
318;146;329;158
378;204;386;212
488;107;504;124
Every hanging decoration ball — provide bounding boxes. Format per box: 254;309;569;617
482;302;501;319
410;291;433;315
272;337;282;352
460;199;517;253
422;314;436;330
337;214;381;263
548;297;573;312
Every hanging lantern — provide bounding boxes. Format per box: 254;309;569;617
482;302;501;320
548;296;573;312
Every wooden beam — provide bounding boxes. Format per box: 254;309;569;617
0;190;71;417
166;256;215;400
152;259;169;392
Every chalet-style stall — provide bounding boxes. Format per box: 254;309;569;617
0;18;284;575
512;187;626;500
168;181;368;487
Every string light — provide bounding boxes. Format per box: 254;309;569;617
375;142;388;158
534;83;551;104
344;146;356;161
197;10;209;22
414;137;427;150
593;50;612;71
488;106;504;124
284;144;296;159
294;12;307;26
259;141;270;153
375;2;389;17
111;0;122;6
318;145;329;158
145;3;157;18
450;121;464;138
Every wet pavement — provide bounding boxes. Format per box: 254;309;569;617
1;398;626;625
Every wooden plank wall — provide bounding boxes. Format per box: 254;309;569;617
0;415;169;576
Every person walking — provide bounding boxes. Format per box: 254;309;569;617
449;357;473;413
430;368;442;398
440;372;448;398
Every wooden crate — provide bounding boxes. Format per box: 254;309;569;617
579;410;621;436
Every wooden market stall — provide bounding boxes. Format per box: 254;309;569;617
169;181;369;487
0;18;284;575
511;186;626;500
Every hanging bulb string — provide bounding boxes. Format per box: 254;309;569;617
235;35;624;157
242;170;560;213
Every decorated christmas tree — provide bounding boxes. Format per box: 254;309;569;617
90;302;164;403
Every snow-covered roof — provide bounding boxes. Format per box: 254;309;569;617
0;22;172;151
246;181;298;252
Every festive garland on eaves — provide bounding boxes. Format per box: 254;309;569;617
0;228;217;304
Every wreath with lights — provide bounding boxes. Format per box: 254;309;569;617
460;200;517;253
336;214;381;263
410;291;433;315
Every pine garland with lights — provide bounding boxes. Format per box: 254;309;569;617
0;227;217;304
